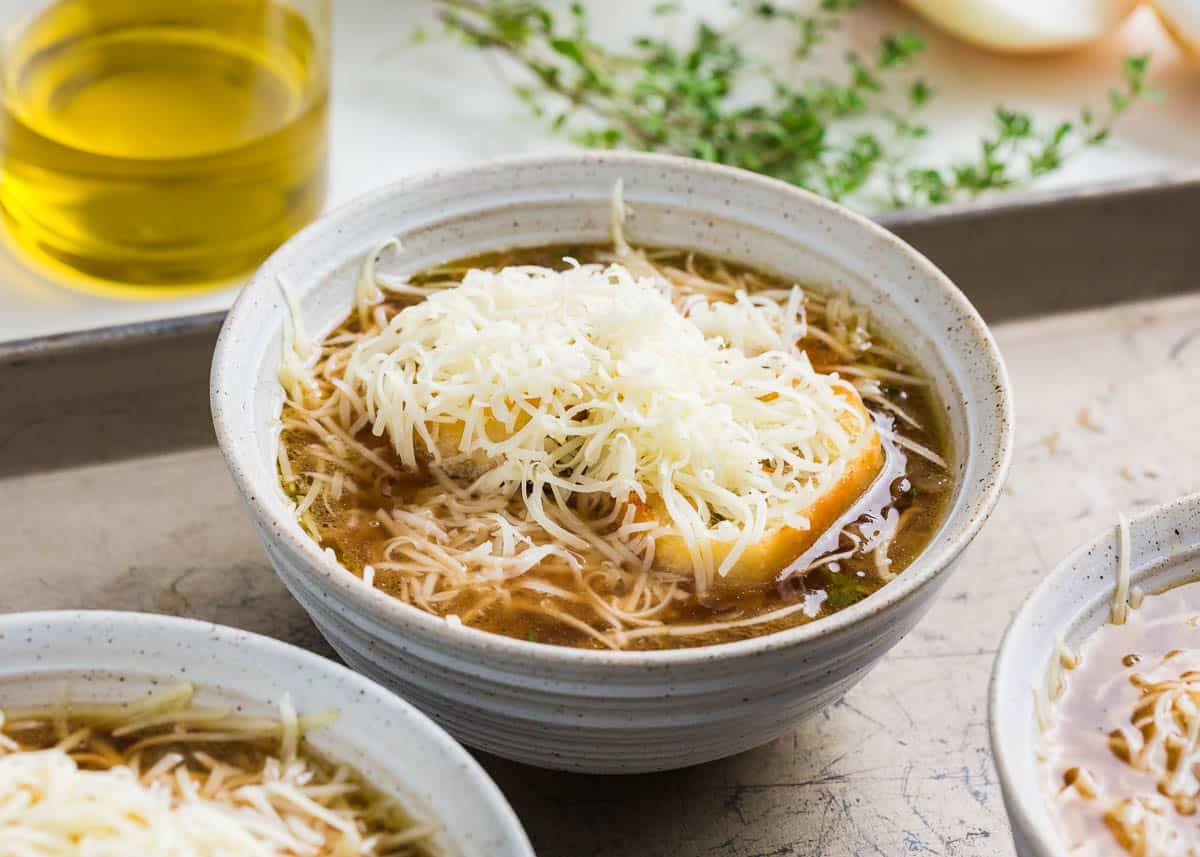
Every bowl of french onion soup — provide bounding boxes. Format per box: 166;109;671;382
0;610;533;856
212;151;1013;773
991;494;1200;857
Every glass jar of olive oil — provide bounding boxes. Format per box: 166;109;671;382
0;0;330;294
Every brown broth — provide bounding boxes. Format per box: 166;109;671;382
1042;579;1200;855
7;719;288;779
280;245;953;650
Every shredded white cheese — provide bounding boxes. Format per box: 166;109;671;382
1112;511;1132;625
0;748;371;856
683;287;808;358
341;261;867;587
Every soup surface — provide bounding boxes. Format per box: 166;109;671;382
279;242;952;650
1042;578;1200;856
0;684;441;855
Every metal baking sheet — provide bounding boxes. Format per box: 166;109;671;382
2;184;1199;856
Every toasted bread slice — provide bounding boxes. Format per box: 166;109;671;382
630;386;884;594
421;408;532;478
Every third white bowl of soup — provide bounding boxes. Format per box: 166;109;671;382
992;494;1200;857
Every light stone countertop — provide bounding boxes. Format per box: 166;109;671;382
2;291;1198;855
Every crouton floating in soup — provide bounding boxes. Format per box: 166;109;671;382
277;214;952;650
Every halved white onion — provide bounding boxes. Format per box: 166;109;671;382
1154;0;1200;56
897;0;1139;54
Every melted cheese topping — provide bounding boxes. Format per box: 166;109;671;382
341;261;869;586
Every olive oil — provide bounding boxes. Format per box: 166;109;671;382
0;0;329;293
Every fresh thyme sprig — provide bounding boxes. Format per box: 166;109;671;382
894;55;1157;207
427;0;1157;209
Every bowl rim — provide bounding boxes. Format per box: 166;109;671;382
0;609;534;856
212;149;1014;668
988;492;1200;857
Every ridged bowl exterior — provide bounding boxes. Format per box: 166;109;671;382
262;533;957;772
213;152;1013;774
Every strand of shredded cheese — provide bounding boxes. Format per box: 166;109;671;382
1112;512;1132;625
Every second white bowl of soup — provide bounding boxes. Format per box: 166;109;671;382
212;152;1012;773
0;611;533;856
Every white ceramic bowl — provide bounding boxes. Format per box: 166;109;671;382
990;494;1200;856
212;152;1013;773
0;610;533;857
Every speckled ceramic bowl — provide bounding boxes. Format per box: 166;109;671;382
990;494;1200;856
0;611;533;856
211;152;1013;773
